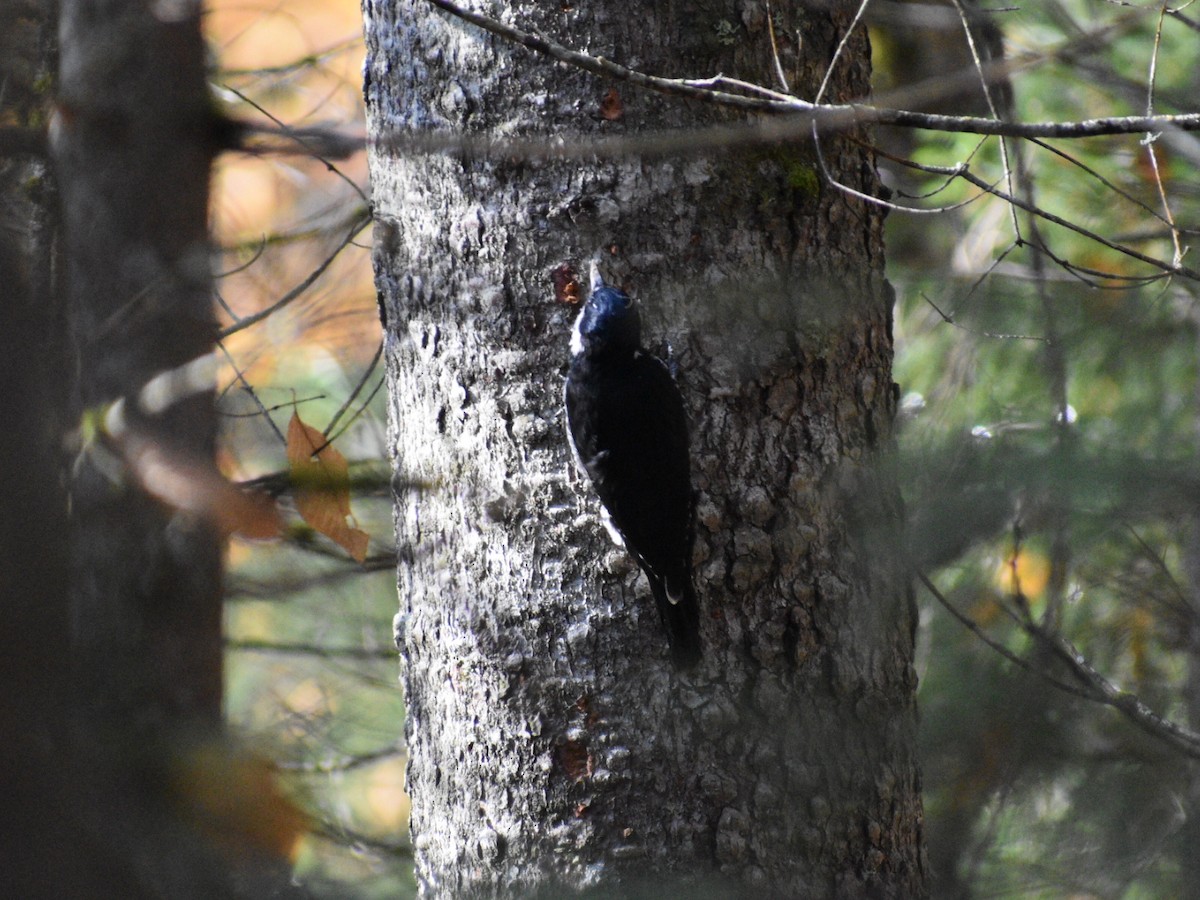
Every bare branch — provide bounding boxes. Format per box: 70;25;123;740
919;571;1200;760
226;639;395;660
917;571;1092;700
814;0;871;104
1027;617;1200;759
218;204;372;255
219;36;363;79
1142;3;1185;268
324;340;383;437
815;123;996;216
220;117;365;161
274;744;403;774
308;823;412;858
764;0;790;94
415;0;1200;144
217;341;288;445
217;211;371;339
421;0;783;112
952;166;1200;280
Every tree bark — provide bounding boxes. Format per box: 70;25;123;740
0;1;82;893
364;1;925;896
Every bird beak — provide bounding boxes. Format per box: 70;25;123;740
589;259;605;293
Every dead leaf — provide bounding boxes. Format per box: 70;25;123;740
173;738;309;861
287;412;369;561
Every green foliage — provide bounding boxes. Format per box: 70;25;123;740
220;359;412;896
226;491;415;898
884;1;1200;893
208;0;1200;895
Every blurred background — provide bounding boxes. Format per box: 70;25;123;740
207;1;1200;896
207;1;410;894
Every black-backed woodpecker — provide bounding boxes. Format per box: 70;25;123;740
564;264;701;668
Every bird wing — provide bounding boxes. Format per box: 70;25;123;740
566;353;692;590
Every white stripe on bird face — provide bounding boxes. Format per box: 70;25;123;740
570;306;586;357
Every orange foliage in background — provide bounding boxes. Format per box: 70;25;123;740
207;0;377;407
995;546;1051;600
202;6;408;880
173;738;309;862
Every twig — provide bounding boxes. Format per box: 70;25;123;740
952;166;1200;280
220;86;368;203
1027;618;1200;758
918;570;1200;760
764;0;790;94
917;571;1091;699
327;371;386;446
1143;2;1185;269
416;0;1200;142
814;0;871;104
951;0;1020;239
274;744;403;774
218;341;288;445
814;123;995;216
325;340;383;437
218;212;371;339
226;638;396;660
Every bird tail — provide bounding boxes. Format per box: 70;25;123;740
648;573;702;669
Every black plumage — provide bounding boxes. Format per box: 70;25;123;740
564;267;701;668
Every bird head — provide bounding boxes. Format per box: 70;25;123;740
570;263;641;357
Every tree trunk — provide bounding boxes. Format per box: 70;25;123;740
364;2;926;896
42;1;267;894
57;0;223;734
0;1;80;893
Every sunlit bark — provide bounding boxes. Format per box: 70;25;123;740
365;2;926;895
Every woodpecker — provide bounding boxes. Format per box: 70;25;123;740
564;264;701;668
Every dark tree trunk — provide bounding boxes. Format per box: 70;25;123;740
365;1;926;896
0;1;80;893
56;0;223;733
20;1;287;894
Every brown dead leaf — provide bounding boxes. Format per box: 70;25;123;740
173;738;309;861
286;412;369;562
